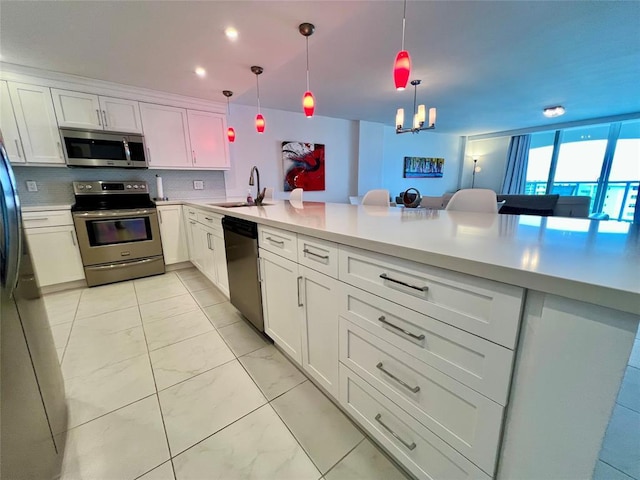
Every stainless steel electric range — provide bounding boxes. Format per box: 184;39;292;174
71;181;165;287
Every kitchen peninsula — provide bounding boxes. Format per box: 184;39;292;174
165;199;640;480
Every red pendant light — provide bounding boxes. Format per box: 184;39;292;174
222;90;235;143
303;91;315;117
299;23;316;118
251;66;265;133
255;114;265;133
393;0;411;91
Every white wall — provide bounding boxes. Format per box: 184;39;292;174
357;121;385;195
224;104;358;203
381;128;464;198
464;136;511;192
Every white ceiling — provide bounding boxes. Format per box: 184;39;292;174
1;1;639;136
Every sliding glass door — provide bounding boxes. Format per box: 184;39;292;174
526;119;639;221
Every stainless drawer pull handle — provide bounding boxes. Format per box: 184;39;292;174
70;230;76;246
189;221;196;225
379;273;428;292
96;109;102;126
266;237;285;246
303;248;329;260
204;217;213;221
377;362;420;393
374;413;417;451
15;140;22;158
297;276;303;307
378;316;425;341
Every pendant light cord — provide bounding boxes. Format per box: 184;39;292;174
255;74;261;113
412;82;417;117
306;36;310;91
401;0;407;51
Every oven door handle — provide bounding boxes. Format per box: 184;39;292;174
85;258;157;270
74;209;155;219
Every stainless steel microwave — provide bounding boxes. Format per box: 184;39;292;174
60;128;148;168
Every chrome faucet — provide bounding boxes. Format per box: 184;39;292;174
249;166;266;205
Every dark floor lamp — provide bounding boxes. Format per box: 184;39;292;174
471;157;481;188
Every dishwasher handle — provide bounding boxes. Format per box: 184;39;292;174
222;216;258;239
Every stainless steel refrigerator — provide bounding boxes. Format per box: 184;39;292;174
0;138;67;478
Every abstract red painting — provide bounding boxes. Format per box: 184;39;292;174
282;141;325;191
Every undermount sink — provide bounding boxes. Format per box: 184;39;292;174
208;202;272;208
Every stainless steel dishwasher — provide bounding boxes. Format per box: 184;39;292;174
222;216;264;332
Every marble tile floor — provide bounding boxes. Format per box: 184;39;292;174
46;268;410;480
594;326;640;480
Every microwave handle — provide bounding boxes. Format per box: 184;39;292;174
122;137;131;161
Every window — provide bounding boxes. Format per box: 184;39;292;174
526;120;640;221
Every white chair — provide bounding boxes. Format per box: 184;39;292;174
263;187;274;201
361;189;390;207
445;189;498;213
289;188;303;202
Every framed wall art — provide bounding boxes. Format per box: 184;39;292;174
403;156;444;178
282;141;325;191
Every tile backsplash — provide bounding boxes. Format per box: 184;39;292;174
13;166;227;205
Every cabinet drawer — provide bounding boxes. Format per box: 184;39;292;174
196;210;222;233
340;283;513;405
340;319;502;475
23;210;73;228
338;246;523;349
298;234;338;278
184;206;198;219
258;225;297;261
339;365;490;480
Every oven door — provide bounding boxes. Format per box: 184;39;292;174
73;209;163;266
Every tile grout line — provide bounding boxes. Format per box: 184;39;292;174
57;289;85;365
597;459;636;480
321;437;366;479
133;278;179;480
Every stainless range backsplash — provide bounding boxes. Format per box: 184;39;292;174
12;167;227;205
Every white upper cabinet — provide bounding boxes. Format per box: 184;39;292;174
0;80;25;163
51;89;143;133
139;102;192;168
7;82;64;164
187;110;230;170
99;96;143;133
51;89;101;129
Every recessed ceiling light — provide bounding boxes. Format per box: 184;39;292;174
225;27;238;40
543;106;565;118
194;67;206;78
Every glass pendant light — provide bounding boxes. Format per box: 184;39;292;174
299;22;316;118
222;90;235;142
393;0;411;91
251;66;265;133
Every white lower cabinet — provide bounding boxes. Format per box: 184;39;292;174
212;233;229;297
23;211;84;287
254;227;524;479
260;248;303;364
157;205;189;265
340;365;490;480
182;206;228;296
300;266;340;397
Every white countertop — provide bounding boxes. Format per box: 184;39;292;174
183;200;640;315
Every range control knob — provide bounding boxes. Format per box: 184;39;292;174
86;185;92;190
126;185;132;189
133;185;139;189
77;185;85;190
